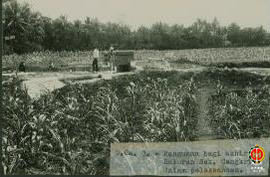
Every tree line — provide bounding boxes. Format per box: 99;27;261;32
3;0;270;54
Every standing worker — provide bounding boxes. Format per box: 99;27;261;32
109;45;115;72
92;47;99;72
104;49;109;67
18;61;26;72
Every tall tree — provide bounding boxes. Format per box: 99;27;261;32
227;23;242;46
150;22;171;49
3;0;44;53
3;1;270;53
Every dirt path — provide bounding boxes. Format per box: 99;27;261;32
3;61;143;99
4;70;138;99
238;67;270;76
195;87;217;141
17;72;100;99
22;77;65;99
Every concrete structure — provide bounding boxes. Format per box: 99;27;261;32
115;50;133;72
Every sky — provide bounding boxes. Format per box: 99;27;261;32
18;0;270;31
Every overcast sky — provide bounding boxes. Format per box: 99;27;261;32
19;0;270;31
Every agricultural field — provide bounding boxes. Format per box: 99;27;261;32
3;0;270;175
136;47;270;69
136;47;270;63
3;47;270;72
2;47;270;175
2;51;94;72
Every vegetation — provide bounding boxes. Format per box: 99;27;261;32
3;0;270;54
2;72;199;175
2;51;94;71
3;47;270;72
136;47;270;64
2;0;270;175
3;69;270;175
208;83;270;139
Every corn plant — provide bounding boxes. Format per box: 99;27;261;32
3;71;200;175
208;84;270;139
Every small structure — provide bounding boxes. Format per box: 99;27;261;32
114;50;133;72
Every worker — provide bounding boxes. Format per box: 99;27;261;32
109;45;115;71
18;61;26;72
92;47;99;72
103;50;109;67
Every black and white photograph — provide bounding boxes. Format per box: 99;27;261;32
2;0;270;176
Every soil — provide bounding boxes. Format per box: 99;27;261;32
195;87;222;141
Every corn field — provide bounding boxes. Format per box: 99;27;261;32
3;69;270;175
208;82;270;139
2;71;199;175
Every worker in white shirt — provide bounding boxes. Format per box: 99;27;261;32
92;48;99;72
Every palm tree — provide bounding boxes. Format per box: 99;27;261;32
3;0;44;53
